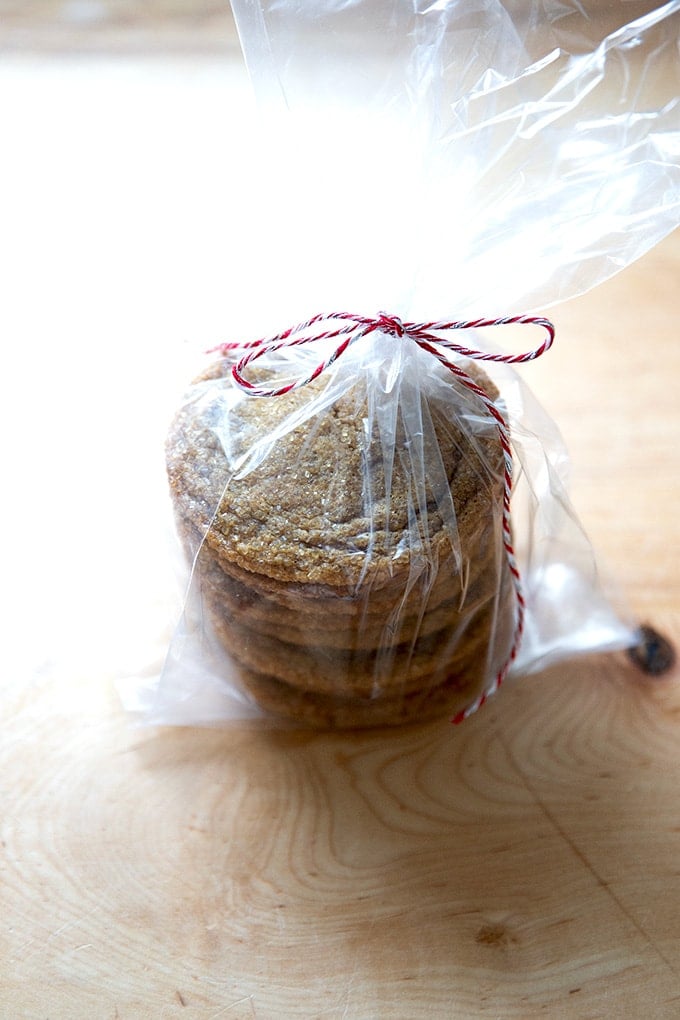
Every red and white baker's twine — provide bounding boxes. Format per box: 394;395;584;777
211;311;555;724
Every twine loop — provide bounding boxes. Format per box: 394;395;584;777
210;311;555;724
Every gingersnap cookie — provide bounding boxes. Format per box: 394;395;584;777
195;546;499;648
180;504;499;623
166;347;513;727
223;655;489;730
206;588;501;698
167;360;504;591
190;515;504;650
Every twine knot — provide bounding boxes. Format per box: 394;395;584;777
376;312;405;337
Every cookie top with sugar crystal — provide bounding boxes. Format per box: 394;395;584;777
166;355;503;588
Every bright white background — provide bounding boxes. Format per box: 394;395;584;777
0;54;259;699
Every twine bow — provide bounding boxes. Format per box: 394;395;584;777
211;311;555;724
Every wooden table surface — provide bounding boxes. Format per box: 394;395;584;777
1;54;679;1019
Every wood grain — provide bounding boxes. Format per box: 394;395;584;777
529;229;680;622
1;51;679;1019
0;1;240;55
3;630;680;1018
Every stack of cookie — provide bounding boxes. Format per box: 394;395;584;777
166;355;514;728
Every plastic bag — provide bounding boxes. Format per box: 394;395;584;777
135;1;679;728
224;0;680;322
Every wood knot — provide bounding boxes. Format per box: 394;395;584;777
474;922;517;948
627;624;676;677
